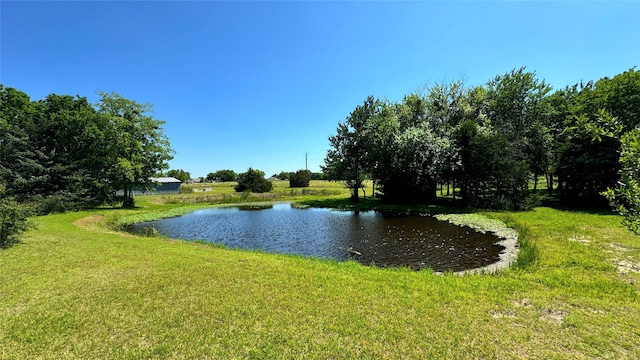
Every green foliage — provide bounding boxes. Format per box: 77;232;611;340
0;197;33;248
553;68;640;206
206;169;237;182
289;170;311;188
234;168;273;193
377;122;452;204
166;169;191;183
573;67;640;131
0;87;116;211
486;67;551;143
97;92;174;208
454;121;529;209
603;129;640;234
0;85;174;212
323;96;379;201
322;67;639;211
310;172;326;180
557;138;620;207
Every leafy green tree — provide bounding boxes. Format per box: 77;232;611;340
554;69;639;206
381;125;453;204
485;68;551;194
454;121;528;209
1;87;117;212
556;129;620;207
96;92;174;208
540;86;580;195
573;68;640;131
424;80;468;134
486;67;551;144
604;129;640;234
33;94;116;210
0;87;40;202
234;168;272;193
166;169;190;183
289;170;311;188
365;97;454;204
323;96;379;201
206;169;237;182
0;195;33;248
277;171;291;180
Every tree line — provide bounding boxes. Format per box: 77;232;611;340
323;67;640;224
0;86;174;212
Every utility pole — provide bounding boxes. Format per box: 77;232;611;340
305;152;308;171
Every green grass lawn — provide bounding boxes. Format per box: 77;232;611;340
1;184;639;359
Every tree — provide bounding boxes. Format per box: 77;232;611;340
554;69;639;206
0;86;40;203
96;92;174;208
323;96;379;201
206;169;237;182
604;129;640;234
166;169;191;183
277;171;291;180
234;168;272;193
453;120;529;209
33;94;117;210
0;195;33;248
289;170;311;188
540;86;579;196
1;87;118;212
378;125;452;204
486;67;551;144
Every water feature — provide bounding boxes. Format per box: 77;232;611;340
130;203;506;272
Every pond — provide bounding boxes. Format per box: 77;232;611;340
130;203;506;272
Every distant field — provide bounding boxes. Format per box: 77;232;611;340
165;180;375;205
1;182;639;359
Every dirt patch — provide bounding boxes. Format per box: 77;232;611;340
540;309;566;325
568;235;591;245
5;303;28;316
616;260;640;274
491;310;516;319
73;214;137;238
73;214;106;229
609;243;632;252
512;298;533;308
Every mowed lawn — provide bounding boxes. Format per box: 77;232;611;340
1;190;639;358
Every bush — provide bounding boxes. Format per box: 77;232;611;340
234;168;273;193
0;198;34;248
289;170;312;188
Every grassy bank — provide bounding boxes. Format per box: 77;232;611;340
1;190;639;358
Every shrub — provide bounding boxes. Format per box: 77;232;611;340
289;170;312;188
234;168;273;193
0;197;34;248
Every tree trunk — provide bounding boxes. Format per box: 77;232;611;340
452;180;456;201
372;180;375;198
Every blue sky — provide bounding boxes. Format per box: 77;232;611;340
2;1;639;178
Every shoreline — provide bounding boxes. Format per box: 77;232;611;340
434;213;519;275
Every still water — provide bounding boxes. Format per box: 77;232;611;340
131;203;504;272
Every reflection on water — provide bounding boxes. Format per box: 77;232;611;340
131;203;504;272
